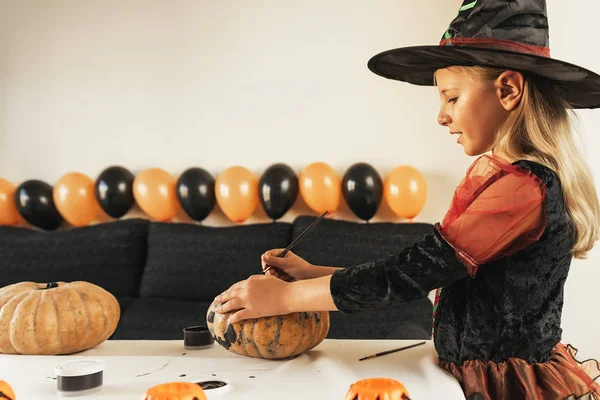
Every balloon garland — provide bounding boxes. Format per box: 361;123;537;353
0;178;20;226
215;166;259;224
133;168;178;222
54;172;104;227
15;180;63;230
0;162;427;230
259;163;298;220
176;167;216;222
384;166;428;220
342;163;383;221
96;166;135;218
299;162;342;216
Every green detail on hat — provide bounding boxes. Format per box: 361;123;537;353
459;0;477;12
444;28;452;39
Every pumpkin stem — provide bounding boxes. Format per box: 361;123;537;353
46;282;59;289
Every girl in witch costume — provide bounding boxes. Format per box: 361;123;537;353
214;0;600;398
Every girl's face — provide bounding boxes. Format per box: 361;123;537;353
435;67;510;156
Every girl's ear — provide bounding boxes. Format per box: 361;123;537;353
495;70;525;111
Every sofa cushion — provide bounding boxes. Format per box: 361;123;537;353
290;216;435;268
111;298;212;340
139;222;292;301
0;219;149;297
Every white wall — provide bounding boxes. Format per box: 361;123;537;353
1;0;598;358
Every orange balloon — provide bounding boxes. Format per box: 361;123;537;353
215;166;258;223
0;178;20;226
299;162;341;215
53;172;103;227
384;165;427;220
133;168;178;221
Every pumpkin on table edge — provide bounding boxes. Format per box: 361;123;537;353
141;381;207;400
344;378;411;400
206;299;330;360
0;380;16;400
0;281;120;355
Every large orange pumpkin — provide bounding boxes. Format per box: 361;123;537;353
0;281;120;355
206;300;329;359
142;382;207;400
0;380;16;400
345;378;411;400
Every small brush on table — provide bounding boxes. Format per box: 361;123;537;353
358;341;426;361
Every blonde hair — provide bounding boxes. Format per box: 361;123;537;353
453;66;600;259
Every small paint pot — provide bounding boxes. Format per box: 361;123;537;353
183;325;214;350
54;359;104;397
194;378;232;396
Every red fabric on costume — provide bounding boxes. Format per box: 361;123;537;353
436;154;547;276
439;343;600;400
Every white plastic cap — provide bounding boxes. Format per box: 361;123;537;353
54;360;104;377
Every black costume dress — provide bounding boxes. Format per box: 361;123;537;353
330;154;600;400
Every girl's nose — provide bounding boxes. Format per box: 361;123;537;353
438;110;450;126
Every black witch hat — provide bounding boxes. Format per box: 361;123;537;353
367;0;600;109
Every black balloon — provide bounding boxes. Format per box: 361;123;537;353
342;163;383;221
95;166;135;218
14;180;63;230
176;167;216;222
259;163;299;221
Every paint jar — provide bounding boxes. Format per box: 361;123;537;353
54;359;104;397
194;378;232;396
183;325;214;350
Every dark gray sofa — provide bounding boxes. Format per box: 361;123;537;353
0;216;434;341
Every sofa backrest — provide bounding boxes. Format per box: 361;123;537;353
138;221;292;301
0;219;149;297
290;216;434;269
0;216;435;304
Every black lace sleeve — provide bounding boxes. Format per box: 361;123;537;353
329;228;468;313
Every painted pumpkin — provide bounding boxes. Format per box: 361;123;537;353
142;382;207;400
0;281;120;355
206;300;329;359
0;380;15;400
345;378;411;400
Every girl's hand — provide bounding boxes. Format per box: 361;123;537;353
214;275;291;324
261;249;316;281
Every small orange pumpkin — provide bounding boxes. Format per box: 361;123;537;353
206;300;329;359
0;380;16;400
345;378;411;400
141;382;207;400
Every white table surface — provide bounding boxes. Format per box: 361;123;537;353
0;339;465;399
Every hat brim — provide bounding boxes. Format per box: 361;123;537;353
367;45;600;109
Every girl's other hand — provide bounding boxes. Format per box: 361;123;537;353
214;275;291;323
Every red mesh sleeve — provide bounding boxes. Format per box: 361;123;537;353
436;155;547;277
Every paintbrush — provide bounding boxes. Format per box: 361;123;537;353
358;341;426;361
262;210;328;275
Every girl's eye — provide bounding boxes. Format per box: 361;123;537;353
448;97;458;104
